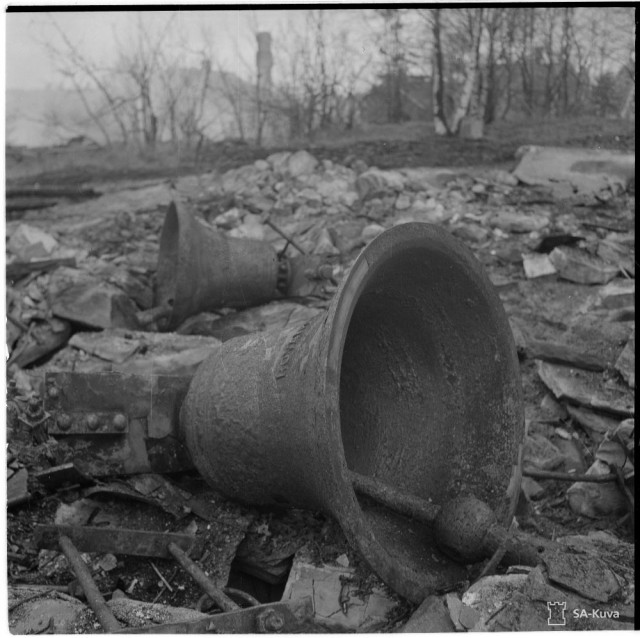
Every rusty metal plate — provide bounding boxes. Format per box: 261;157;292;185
117;597;313;634
34;525;195;558
48;411;129;436
44;372;191;422
43;372;193;476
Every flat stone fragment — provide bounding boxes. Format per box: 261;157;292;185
522;253;557;278
7;223;59;260
549;246;619;285
542;549;621;603
596;279;635;309
69;332;141;363
400;595;455;632
537;361;634;417
52;280;141;330
565;404;620;441
513;145;635;199
445;593;465;631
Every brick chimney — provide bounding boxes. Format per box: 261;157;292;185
256;32;273;89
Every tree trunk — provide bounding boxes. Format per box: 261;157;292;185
432;10;451;136
450;8;484;134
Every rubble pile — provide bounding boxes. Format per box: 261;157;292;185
6;143;635;632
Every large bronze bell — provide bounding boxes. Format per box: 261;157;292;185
180;223;524;602
155;201;286;330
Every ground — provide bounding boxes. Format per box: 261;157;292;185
5;117;635;632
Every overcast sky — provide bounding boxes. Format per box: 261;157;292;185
5;9;326;91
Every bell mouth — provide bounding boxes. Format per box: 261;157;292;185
326;223;523;601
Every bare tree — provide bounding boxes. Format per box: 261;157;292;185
36;16;132;146
430;9;452;135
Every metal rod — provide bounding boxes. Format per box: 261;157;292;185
58;535;121;633
349;470;551;567
264;219;307;255
348;470;440;523
167;542;239;612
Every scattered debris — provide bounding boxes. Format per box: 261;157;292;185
6;142;636;632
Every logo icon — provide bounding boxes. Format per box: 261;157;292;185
547;602;567;626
